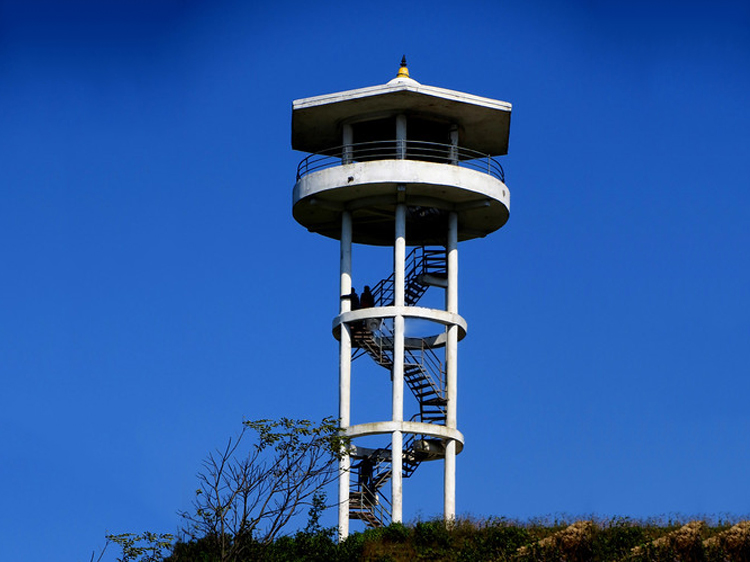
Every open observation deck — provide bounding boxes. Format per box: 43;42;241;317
292;146;510;245
291;69;512;246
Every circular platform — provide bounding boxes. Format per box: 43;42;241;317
332;306;467;343
345;421;465;454
293;159;510;246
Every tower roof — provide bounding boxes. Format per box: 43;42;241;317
292;66;512;156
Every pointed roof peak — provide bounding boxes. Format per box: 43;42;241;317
387;55;420;87
397;55;409;78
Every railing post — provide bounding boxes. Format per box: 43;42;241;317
396;115;407;160
450;125;459;165
342;124;353;165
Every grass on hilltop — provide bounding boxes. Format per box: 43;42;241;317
161;514;750;561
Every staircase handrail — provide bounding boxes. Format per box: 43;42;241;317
371;246;423;306
377;322;444;404
405;343;445;396
349;480;392;528
350;427;437;528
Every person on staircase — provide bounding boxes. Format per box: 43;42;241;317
347;288;360;310
360;285;374;308
345;288;364;336
358;457;376;508
359;285;381;332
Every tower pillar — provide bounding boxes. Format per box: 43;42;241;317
338;210;352;539
391;200;406;523
444;210;458;521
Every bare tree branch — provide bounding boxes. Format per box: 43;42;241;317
178;417;345;561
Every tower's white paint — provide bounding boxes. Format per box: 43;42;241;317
291;60;512;540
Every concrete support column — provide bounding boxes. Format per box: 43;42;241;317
338;210;352;541
444;211;458;523
396;114;407;160
392;201;406;523
342;123;353;165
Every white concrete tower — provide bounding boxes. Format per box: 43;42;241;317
291;59;512;539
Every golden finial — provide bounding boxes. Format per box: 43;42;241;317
396;55;409;79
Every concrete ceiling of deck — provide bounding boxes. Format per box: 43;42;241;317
292;81;512;156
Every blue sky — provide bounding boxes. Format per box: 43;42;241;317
1;0;749;559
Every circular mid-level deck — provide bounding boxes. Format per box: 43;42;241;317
332;306;467;343
293;158;510;245
345;422;465;455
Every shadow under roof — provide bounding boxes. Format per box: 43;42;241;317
292;79;512;156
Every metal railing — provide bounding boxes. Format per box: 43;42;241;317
351;245;447;403
296;140;505;182
383;325;445;405
407;341;445;398
349;450;394;528
349;485;392;528
371;246;424;307
370;246;446;308
352;321;445;412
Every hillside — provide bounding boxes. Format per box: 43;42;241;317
160;517;750;561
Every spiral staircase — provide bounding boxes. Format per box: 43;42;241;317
348;246;449;527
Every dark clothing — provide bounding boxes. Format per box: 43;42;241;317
358;458;376;506
347;290;360;310
360;287;374;308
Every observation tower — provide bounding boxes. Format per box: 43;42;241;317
291;59;512;538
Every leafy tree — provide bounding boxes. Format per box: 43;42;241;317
177;417;346;562
106;532;175;562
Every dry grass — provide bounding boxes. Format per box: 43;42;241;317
517;520;595;557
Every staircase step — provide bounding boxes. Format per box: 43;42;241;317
413;386;438;394
350;510;383;527
412;384;434;391
412;383;437;391
409;384;438;396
